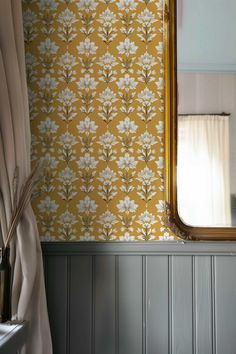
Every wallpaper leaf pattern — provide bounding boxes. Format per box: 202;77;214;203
23;0;175;242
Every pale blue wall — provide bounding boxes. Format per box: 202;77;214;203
177;0;236;72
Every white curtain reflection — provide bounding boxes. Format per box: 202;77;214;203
177;115;231;226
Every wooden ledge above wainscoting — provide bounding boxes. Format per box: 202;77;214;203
41;241;236;256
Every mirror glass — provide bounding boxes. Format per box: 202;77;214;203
177;0;236;227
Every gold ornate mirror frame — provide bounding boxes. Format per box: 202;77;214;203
164;0;236;240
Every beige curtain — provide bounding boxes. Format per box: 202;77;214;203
178;115;231;227
0;1;52;353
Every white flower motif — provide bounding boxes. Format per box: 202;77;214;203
77;38;98;55
58;88;77;105
156;42;163;55
117;0;138;11
58;9;77;26
117;153;137;169
98;52;117;68
116;118;137;134
137;211;157;227
159;232;174;241
137;52;156;68
23;9;38;27
58;52;77;67
43;154;59;169
117;197;138;213
77;75;97;90
77;0;98;11
80;233;95;241
156;0;163;11
98;132;117;148
156;156;164;169
59;132;77;146
137;210;157;241
39;0;58;10
137;167;157;184
137;9;157;26
97;88;117;105
137;132;157;147
98;9;117;26
156;77;164;90
156;200;166;213
77;117;98;135
137;88;157;105
38;196;59;214
59;211;77;225
119;233;135;241
77;154;98;169
25;52;38;68
40;235;56;242
98;211;118;226
58;167;77;183
38;39;59;55
38;118;59;134
77;196;98;213
117;38;138;55
38;75;58;90
97;167;117;183
156;121;164;134
117;75;137;90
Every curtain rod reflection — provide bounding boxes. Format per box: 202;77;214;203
179;112;231;117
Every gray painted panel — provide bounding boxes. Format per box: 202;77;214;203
118;256;143;354
47;256;68;354
94;256;116;354
172;256;193;354
195;256;212;354
215;257;236;354
70;256;92;354
146;256;169;354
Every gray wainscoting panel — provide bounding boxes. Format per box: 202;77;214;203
195;256;212;354
94;256;116;354
172;256;193;354
70;256;92;354
46;256;68;354
215;256;236;354
118;256;143;354
42;242;236;354
146;256;169;354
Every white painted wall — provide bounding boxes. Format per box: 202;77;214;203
177;0;236;72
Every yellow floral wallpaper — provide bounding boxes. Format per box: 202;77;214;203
22;0;174;241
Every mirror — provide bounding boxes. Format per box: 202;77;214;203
164;0;236;240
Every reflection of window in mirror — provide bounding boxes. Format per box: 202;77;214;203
177;113;231;227
176;0;236;228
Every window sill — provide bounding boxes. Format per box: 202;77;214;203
0;321;28;354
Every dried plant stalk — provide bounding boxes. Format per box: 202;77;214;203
3;162;42;252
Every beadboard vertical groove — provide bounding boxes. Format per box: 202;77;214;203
115;256;119;354
168;255;173;354
195;256;212;354
66;256;70;354
192;256;196;354
142;256;147;354
42;243;236;354
211;256;216;354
